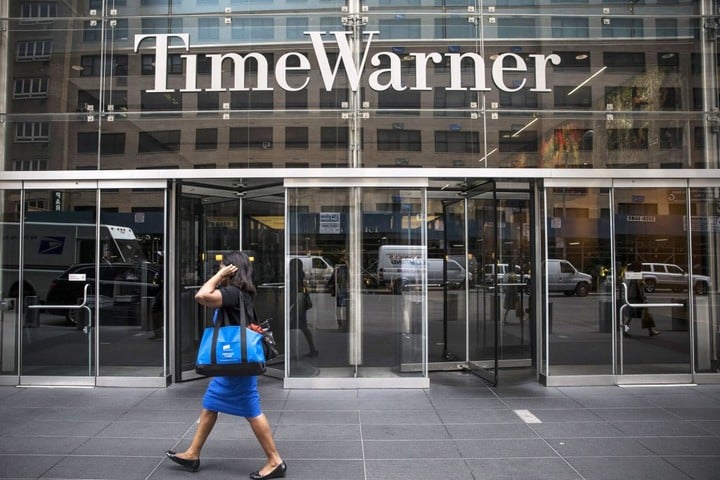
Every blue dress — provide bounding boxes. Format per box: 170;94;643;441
201;286;262;418
203;375;261;417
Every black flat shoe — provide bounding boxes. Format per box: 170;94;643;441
166;450;200;472
249;461;287;480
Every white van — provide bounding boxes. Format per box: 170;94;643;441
288;255;334;289
546;259;592;297
377;245;469;293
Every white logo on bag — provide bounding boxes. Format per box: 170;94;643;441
223;344;231;350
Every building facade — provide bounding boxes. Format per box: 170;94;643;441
1;0;719;388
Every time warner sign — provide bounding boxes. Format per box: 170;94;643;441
134;31;560;94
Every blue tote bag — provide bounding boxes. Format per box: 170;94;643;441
195;307;266;376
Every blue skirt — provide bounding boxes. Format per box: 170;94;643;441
202;376;261;418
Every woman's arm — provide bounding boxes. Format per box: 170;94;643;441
195;264;237;308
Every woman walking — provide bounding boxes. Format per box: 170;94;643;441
165;251;286;479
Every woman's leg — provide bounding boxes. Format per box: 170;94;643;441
175;409;218;460
247;413;283;475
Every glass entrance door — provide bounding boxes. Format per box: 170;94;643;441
613;185;692;378
176;183;240;381
285;180;428;387
465;181;534;386
19;184;97;385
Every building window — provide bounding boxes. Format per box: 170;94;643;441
13;78;48;99
604;52;645;73
15;122;49;143
553;86;592;108
141;91;183;115
551;17;589;38
198;17;220;41
659;128;683;149
230;91;274;110
78;132;126;155
12;159;48;171
285;127;309;149
378;18;422;39
16;40;52;61
138;130;181;153
141;17;183;34
660;88;681;110
497;18;536;38
656;18;677;37
231;18;274;42
141;54;182;75
320;88;349;108
286;90;308;109
435;131;480;153
658;52;679;73
229;127;273;149
197;92;219;112
607;128;648;150
498;130;537;153
20;2;56;22
694;127;705;149
77;90;100;112
83;20;101;42
605;86;649;110
80;54;128;76
377;129;422;151
552;51;591;72
433;89;472;116
321;127;349;149
434;17;475;39
498;90;538;108
378;90;421;114
195;128;218;150
602;18;644;38
551;129;593;151
287;17;309;41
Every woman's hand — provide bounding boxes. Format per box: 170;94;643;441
217;264;238;279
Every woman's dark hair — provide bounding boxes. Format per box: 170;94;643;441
223;251;256;297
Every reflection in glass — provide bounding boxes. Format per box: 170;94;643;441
545;187;612;376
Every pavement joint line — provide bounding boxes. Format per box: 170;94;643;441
513;409;542;423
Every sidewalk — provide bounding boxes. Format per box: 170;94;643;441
0;370;719;480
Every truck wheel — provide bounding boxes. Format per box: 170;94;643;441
644;279;656;293
575;283;589;297
694;282;709;296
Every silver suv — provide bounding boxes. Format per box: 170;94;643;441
637;263;710;295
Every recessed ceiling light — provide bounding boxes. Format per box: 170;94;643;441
575;54;588;60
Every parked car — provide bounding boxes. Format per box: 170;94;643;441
46;262;161;326
635;262;710;295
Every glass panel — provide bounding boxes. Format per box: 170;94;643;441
97;188;165;377
0;189;21;376
242;189;286;372
689;187;719;374
467;187;498;371
363;188;424;377
545;186;612;376
428;197;468;364
288;187;426;378
21;189;96;376
614;187;691;375
288;187;350;377
176;187;239;379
